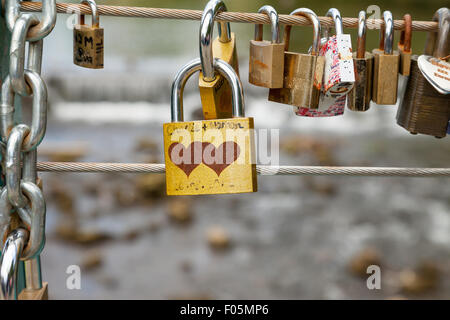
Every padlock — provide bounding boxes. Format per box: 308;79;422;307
199;0;240;120
398;14;412;76
164;58;257;196
268;8;324;109
372;11;400;105
296;8;355;117
347;10;374;112
73;0;104;69
397;8;450;138
248;5;284;88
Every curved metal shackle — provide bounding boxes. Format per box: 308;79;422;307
254;5;281;44
283;8;321;56
399;14;412;52
171;58;244;122
0;71;48;152
199;0;232;81
5;0;56;42
323;8;344;39
79;0;100;27
356;11;367;58
0;228;29;300
424;8;449;58
379;11;394;54
9;13;42;96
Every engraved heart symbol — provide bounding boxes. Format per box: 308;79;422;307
168;142;205;177
202;142;240;176
168;142;241;177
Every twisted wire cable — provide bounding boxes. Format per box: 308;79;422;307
21;2;439;31
36;162;450;177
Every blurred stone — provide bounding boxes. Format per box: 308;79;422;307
167;198;193;224
114;186;138;207
305;178;337;196
82;250;103;271
386;295;408;300
123;229;140;241
56;223;111;246
48;182;75;215
135;137;158;153
179;260;193;274
135;174;166;200
207;226;231;250
280;136;337;166
349;248;381;277
39;146;87;162
399;261;440;294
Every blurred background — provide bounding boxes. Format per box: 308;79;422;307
18;0;450;299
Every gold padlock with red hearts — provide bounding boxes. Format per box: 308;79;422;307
163;58;257;196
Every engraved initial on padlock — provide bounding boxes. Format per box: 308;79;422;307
164;58;257;196
199;0;240;120
397;7;450;138
249;5;285;89
73;0;104;69
347;11;374;112
372;11;400;105
268;8;324;109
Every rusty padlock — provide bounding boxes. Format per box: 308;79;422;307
249;5;285;88
268;8;325;109
199;0;240;120
372;11;400;105
347;11;374;112
73;0;104;69
398;14;413;76
397;7;450;138
164;58;257;196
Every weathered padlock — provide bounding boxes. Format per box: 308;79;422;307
398;14;412;76
199;0;240;120
164;58;257;196
372;11;400;105
73;0;104;69
296;8;354;117
397;8;450;138
248;5;284;88
347;11;374;112
268;8;324;109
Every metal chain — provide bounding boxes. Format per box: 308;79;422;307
20;2;440;31
35;162;450;177
0;0;55;301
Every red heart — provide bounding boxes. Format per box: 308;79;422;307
168;142;204;177
202;142;240;176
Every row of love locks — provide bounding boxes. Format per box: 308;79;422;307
0;0;56;300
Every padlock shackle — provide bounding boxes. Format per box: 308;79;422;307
0;229;29;300
284;8;321;56
199;0;232;82
79;0;100;28
254;5;280;44
323;8;343;39
399;14;412;53
424;8;449;58
356;11;367;59
378;11;394;55
171;58;244;122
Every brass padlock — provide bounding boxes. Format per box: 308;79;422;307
73;0;104;69
268;8;325;109
249;5;284;88
199;0;240;120
397;8;450;138
398;14;412;76
164;58;257;196
347;11;373;112
372;11;400;105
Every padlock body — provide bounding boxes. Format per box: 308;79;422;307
372;50;399;105
397;56;450;138
347;52;374;111
399;49;412;76
163;117;257;195
249;40;285;88
73;24;104;69
18;283;48;300
268;52;325;109
199;33;239;120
